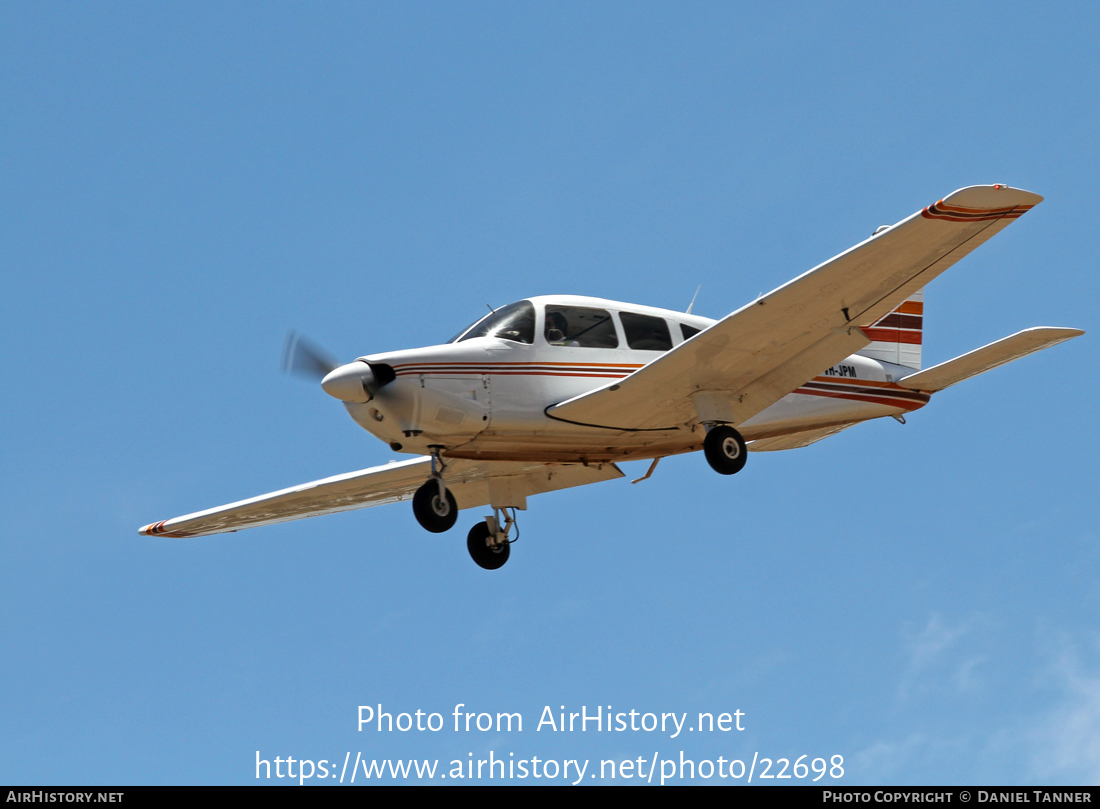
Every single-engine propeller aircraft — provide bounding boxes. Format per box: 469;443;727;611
141;185;1082;569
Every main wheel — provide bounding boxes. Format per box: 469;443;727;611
412;480;459;533
703;425;747;475
466;521;510;570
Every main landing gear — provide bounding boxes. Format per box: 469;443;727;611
703;424;747;475
466;508;516;570
411;448;458;533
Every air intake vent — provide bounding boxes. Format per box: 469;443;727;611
435;406;465;426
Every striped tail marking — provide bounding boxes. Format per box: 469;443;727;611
858;290;923;370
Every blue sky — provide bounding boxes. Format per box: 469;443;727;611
2;2;1098;785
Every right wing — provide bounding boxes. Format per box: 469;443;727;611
897;327;1083;393
139;457;623;538
547;185;1042;432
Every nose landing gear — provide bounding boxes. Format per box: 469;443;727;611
412;447;458;533
466;508;517;570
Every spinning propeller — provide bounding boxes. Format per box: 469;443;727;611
281;330;338;380
281;329;390;403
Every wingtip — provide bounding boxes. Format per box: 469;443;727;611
1020;326;1086;339
941;184;1044;210
138;520;197;538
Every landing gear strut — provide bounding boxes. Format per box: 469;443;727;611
703;424;747;475
412;448;458;533
466;508;516;570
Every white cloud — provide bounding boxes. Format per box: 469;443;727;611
1027;638;1100;784
898;612;985;700
854;619;1100;785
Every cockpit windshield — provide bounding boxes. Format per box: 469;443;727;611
447;315;488;344
447;300;536;345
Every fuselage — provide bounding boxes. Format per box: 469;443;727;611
343;295;929;463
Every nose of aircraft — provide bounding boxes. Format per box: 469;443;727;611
321;361;376;403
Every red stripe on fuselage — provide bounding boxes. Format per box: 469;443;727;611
392;360;643;380
396;369;631;379
392;361;644;370
796;381;929;411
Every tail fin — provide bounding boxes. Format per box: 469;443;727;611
858;289;923;369
896;327;1083;392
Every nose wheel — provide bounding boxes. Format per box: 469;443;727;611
466;508;516;570
703;424;747;475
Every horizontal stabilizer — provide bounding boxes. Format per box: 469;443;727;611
897;327;1083;393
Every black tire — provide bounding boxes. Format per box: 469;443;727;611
466;521;510;570
412;480;459;533
703;425;747;475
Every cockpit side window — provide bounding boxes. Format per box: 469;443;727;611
544;305;619;348
456;300;535;344
679;323;701;341
621;312;672;351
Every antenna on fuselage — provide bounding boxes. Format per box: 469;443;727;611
486;303;497;314
686;285;701;315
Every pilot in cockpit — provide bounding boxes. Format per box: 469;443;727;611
545;310;567;344
545;311;580;346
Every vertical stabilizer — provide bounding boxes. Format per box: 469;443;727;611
858;289;922;369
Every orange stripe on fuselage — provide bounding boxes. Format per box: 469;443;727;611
796;386;928;410
395;370;631;379
806;377;929;400
391;363;642;372
798;378;930;411
393;360;644;380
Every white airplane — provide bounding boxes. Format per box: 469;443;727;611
140;185;1082;569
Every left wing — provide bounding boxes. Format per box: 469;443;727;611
139;457;623;538
547;185;1042;432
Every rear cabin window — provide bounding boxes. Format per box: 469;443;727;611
457;300;535;344
544;305;619;349
679;323;701;341
621;312;673;351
